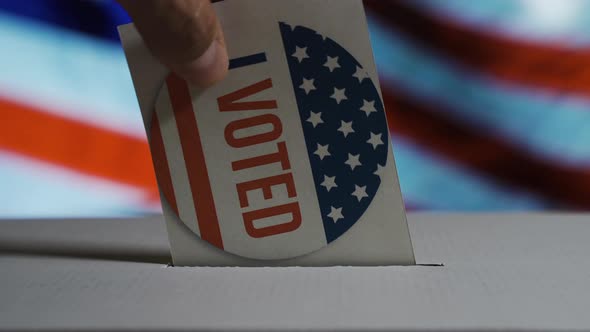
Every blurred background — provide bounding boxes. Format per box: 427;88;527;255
0;0;589;219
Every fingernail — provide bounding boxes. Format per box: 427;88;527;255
175;40;229;89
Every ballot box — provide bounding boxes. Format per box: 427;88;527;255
1;213;589;331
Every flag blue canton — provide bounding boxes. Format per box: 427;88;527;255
279;22;389;243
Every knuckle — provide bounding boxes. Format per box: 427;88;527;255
170;1;218;63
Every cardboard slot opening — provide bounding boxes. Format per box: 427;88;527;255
165;262;445;268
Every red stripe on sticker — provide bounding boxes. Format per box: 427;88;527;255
166;74;224;249
150;112;178;214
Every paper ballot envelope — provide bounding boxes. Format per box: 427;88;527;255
119;0;414;266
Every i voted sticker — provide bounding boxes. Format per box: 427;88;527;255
150;21;390;260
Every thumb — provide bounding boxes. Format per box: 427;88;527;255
118;0;229;88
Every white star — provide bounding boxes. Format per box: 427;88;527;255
374;163;386;179
353;66;370;83
324;56;341;72
351;185;369;202
307;111;323;128
345;153;362;171
337;121;355;138
321;175;338;192
314;143;331;160
327;206;344;223
367;132;384;150
360;100;377;117
331;88;347;104
292;46;309;63
300;78;316;95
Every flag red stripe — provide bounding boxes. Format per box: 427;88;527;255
150;112;179;214
365;0;590;96
381;82;590;209
0;97;158;200
166;74;224;249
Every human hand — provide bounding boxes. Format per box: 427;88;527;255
118;0;229;88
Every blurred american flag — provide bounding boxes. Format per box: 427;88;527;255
0;0;589;218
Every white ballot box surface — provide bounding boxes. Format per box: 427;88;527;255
1;213;589;332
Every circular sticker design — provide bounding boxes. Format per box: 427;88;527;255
150;22;389;260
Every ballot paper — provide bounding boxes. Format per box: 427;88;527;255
119;0;414;266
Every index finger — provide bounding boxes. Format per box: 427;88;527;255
118;0;229;88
